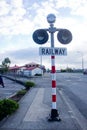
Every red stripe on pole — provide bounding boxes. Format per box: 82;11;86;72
52;95;56;102
52;80;56;88
52;66;55;73
51;56;55;59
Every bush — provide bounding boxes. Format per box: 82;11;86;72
17;89;27;96
0;99;19;121
10;89;27;102
25;81;35;90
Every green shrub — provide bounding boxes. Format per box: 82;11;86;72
17;89;27;96
0;99;19;121
25;81;35;90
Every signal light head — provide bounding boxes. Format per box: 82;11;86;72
57;29;72;44
33;29;49;44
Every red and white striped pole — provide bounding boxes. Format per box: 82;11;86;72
51;55;56;109
48;22;60;121
48;54;60;121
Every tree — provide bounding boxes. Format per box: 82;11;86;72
2;57;11;68
1;57;11;73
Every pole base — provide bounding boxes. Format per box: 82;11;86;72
48;109;61;122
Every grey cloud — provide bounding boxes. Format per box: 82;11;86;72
8;47;39;60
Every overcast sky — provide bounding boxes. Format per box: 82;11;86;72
0;0;87;70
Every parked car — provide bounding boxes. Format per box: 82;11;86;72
83;69;87;74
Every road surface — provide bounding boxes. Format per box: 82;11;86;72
56;73;87;119
0;73;87;130
1;73;87;120
0;77;24;99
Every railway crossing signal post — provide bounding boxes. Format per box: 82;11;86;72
33;14;72;121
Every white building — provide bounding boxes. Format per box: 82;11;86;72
23;66;43;76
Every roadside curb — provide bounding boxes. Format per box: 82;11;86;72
3;75;25;86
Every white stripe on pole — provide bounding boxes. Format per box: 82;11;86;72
52;88;56;95
51;73;56;80
52;102;56;109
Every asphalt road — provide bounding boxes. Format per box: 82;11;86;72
0;77;24;99
0;73;87;130
0;73;87;121
31;73;87;121
56;73;87;120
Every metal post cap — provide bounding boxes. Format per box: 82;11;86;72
47;14;56;23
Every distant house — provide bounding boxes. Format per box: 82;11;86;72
9;62;45;76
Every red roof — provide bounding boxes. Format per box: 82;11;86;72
9;65;21;70
9;62;43;71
